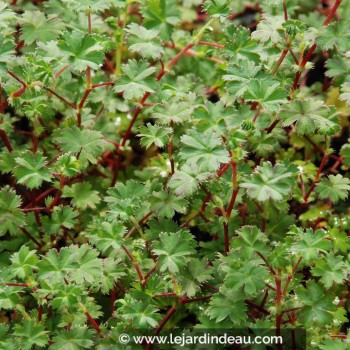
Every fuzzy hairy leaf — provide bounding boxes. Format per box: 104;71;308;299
0;186;26;236
58;31;105;71
152;230;196;273
126;23;164;60
137;123;172;149
316;174;350;203
14;321;49;349
241;162;296;202
291;228;332;263
20;11;64;44
116;294;161;328
56;127;105;165
141;0;180;41
49;327;94;350
113;59;157;100
179;129;230;172
297;282;337;326
280;100;340;135
13;151;52;189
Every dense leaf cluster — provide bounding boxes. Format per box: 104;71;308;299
0;0;349;349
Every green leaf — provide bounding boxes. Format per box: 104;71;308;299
316;174;350;203
241;162;296;202
116;294;160;328
152;230;196;273
177;259;213;297
339;82;350;106
56;126;105;165
316;20;350;51
0;38;15;71
113;59;157;100
207;287;247;323
20;11;64;44
179;129;230;172
223;26;260;63
319;339;349;350
126;23;164;60
91;258;125;294
62;182;101;210
282;19;306;37
152;97;195;124
167;164;212;197
141;0;180;41
0;286;20;310
231;226;268;259
85;220;125;255
223;60;263;99
68;244;102;284
297;282;337;326
49;327;94;350
42;205;78;234
291;228;332;263
280;100;341;135
105;180;148;221
14;320;49;349
54;153;81;177
312;254;347;289
13;151;52;189
38;247;75;284
58;30;105;72
0;186;26;236
61;0;114;13
137;123;172;149
10;246;38;279
224;264;267;296
325;56;350;78
251;14;284;44
150;191;187;218
50;284;82;308
203;0;230;21
243;78;288;110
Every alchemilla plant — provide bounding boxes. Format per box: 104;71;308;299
0;0;349;349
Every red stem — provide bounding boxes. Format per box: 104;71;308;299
0;130;13;152
43;87;77;109
292;0;343;90
21;228;42;248
91;81;114;88
153;292;177;298
272;48;289;74
256;251;276;276
283;0;288;21
252;104;262;123
122;245;144;282
197;41;225;49
54;65;70;79
303;152;328;203
21;207;49;212
85;311;102;335
7;70;27;97
282;257;302;296
5;283;29;287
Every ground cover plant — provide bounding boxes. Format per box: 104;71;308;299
0;0;350;348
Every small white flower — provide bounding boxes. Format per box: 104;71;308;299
297;165;304;174
126;113;132;120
